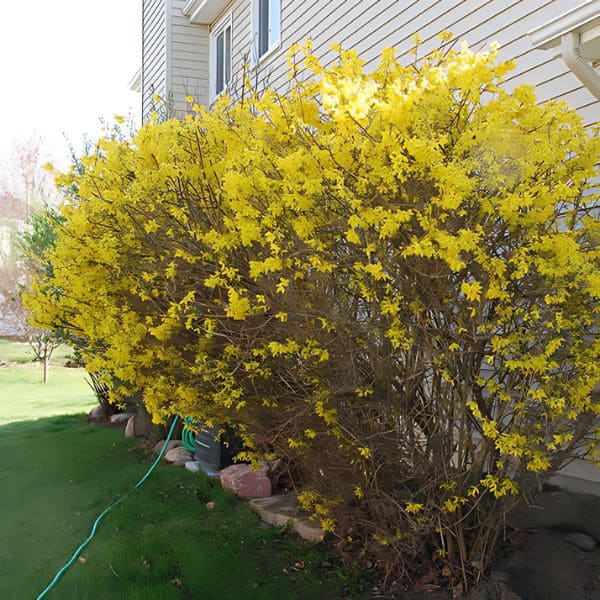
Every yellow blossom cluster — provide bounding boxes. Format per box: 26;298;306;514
25;40;599;583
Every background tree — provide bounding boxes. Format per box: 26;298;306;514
0;136;55;340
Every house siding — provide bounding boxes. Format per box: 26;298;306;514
142;0;167;121
169;0;210;117
141;0;599;494
207;0;598;126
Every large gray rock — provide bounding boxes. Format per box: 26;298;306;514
153;439;183;455
123;415;151;438
468;529;600;600
499;530;592;600
509;491;600;541
249;494;324;542
109;412;135;425
86;404;107;424
565;531;597;552
124;417;135;438
220;463;272;499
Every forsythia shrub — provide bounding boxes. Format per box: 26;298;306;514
26;40;599;588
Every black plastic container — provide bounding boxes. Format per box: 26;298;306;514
194;424;240;472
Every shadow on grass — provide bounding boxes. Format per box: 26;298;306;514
0;414;366;599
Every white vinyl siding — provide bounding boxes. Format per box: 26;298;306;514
142;0;167;121
169;0;210;117
216;0;598;127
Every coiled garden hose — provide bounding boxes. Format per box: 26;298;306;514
181;416;197;453
36;414;180;600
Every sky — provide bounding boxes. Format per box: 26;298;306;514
0;1;141;170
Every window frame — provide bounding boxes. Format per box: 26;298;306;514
209;12;233;102
252;0;281;64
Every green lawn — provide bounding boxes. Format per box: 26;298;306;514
0;338;96;425
0;338;365;599
0;416;361;599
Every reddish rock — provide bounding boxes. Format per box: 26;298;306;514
164;446;193;466
220;464;272;499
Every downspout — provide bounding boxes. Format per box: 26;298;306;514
561;31;600;100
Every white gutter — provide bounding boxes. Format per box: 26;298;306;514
182;0;230;24
530;1;600;50
182;0;201;17
529;1;600;101
561;31;600;100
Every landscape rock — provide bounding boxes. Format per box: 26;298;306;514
131;411;154;438
164;446;193;466
124;417;135;438
153;439;183;455
249;494;297;527
508;491;600;541
249;494;325;542
220;463;272;499
565;531;596;551
498;530;592;600
184;460;200;473
109;412;136;425
121;414;152;438
293;519;325;543
86;404;107;424
454;525;600;600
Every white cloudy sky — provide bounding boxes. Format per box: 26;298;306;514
0;1;141;169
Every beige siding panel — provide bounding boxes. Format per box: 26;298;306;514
265;0;493;92
188;0;598;120
143;0;167;121
246;0;598;122
232;1;252;67
160;1;597;123
274;0;562;83
576;102;599;128
169;0;210;116
172;40;209;54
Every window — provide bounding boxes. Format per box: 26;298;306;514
210;14;232;100
253;0;280;61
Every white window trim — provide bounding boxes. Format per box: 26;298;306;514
251;0;281;65
209;12;233;103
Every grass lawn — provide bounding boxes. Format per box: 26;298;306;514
0;337;365;598
0;338;96;425
0;416;362;599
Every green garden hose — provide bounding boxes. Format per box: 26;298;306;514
181;416;197;452
36;414;180;600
